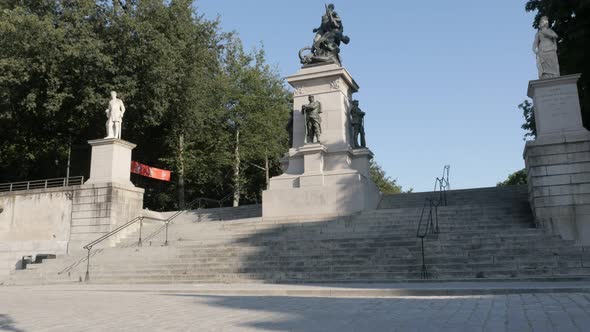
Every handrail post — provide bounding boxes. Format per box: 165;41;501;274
138;217;144;247
26;182;30;190
84;248;91;282
164;222;169;246
434;205;439;234
45;179;48;189
9;183;12;192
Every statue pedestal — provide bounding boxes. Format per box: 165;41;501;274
262;64;381;219
528;74;585;143
86;138;135;186
524;73;590;244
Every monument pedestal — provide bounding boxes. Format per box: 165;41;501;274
524;74;590;244
262;64;381;219
69;138;144;252
86;138;136;186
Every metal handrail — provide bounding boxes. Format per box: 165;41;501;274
416;166;451;279
81;194;233;281
0;176;84;193
82;216;144;281
139;194;234;246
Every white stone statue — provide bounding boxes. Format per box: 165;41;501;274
533;16;560;79
105;91;125;139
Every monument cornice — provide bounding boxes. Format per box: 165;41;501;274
527;73;581;98
88;138;137;149
286;64;359;93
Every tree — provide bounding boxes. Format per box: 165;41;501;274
219;36;289;206
369;160;410;194
497;169;528;186
0;1;291;211
519;100;536;138
524;1;590;129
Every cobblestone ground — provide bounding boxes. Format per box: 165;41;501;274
1;288;590;331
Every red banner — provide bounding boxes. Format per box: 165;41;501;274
131;161;171;181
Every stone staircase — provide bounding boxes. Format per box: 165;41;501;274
3;185;590;285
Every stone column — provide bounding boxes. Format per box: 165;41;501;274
262;64;381;219
524;74;590;243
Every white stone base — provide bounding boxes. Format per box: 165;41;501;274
68;182;144;252
524;73;590;243
262;174;380;219
525;131;590;244
528;74;584;138
86;138;136;186
263;144;380;219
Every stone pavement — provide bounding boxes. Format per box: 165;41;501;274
1;283;590;331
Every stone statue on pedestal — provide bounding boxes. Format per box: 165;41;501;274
350;100;366;148
302;95;322;144
299;4;350;66
105;91;125;139
533;16;560;79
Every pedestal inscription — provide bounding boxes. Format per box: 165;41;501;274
528;74;584;137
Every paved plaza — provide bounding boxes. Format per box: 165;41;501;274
1;285;590;331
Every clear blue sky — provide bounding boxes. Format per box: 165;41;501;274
195;0;537;192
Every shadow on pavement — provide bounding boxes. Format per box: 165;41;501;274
162;294;485;331
0;314;24;332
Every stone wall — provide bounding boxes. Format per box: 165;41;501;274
0;183;144;275
0;187;74;276
524;133;590;243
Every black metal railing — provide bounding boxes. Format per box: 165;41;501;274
0;176;84;192
80;194;233;281
82;216;144;281
416;165;450;279
138;194;234;246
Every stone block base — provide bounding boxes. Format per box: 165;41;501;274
262;170;380;219
68;182;144;252
525;131;590;243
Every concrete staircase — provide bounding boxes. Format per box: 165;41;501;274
4;185;590;285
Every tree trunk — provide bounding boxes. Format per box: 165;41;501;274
233;127;240;207
178;134;185;209
265;151;269;190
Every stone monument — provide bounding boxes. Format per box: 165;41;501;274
71;92;144;250
263;5;380;219
524;18;590;243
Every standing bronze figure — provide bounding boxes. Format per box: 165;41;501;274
302;95;322;144
350;100;366;148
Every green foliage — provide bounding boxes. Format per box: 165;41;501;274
0;1;290;210
525;0;590;128
519;100;536;138
369;160;410;195
497;169;528;186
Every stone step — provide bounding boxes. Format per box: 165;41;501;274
154;224;537;240
59;267;590;284
79;259;589;275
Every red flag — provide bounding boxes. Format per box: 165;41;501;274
131;161;171;181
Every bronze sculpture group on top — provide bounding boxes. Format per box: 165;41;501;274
299;4;350;66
